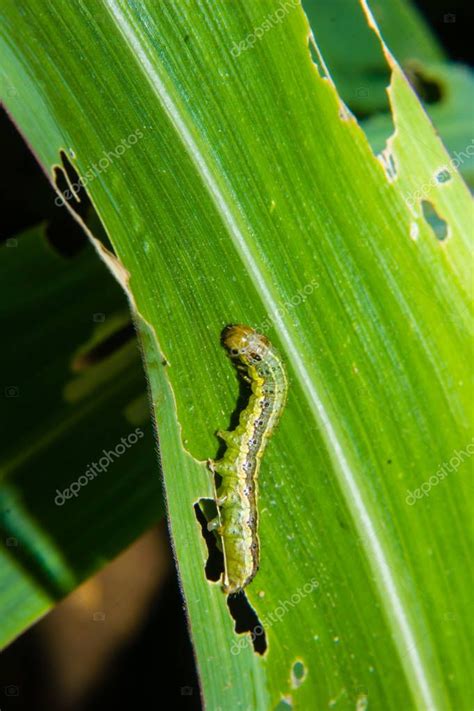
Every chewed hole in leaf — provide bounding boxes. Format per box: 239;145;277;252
51;151;115;255
53;150;89;214
386;152;397;180
227;592;267;655
421;200;449;241
291;659;307;687
436;168;452;184
379;149;397;181
194;500;224;583
47;152;93;257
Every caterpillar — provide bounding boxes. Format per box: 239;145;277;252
207;324;288;594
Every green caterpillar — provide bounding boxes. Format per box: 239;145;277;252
208;324;288;594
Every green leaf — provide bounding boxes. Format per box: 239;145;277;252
1;1;472;708
0;225;163;647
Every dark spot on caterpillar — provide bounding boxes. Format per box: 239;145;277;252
251;352;262;361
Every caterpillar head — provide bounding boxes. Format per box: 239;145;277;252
222;324;270;365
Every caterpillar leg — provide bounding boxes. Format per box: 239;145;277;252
217;430;239;448
207;517;223;534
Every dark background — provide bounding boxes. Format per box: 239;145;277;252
0;2;471;710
